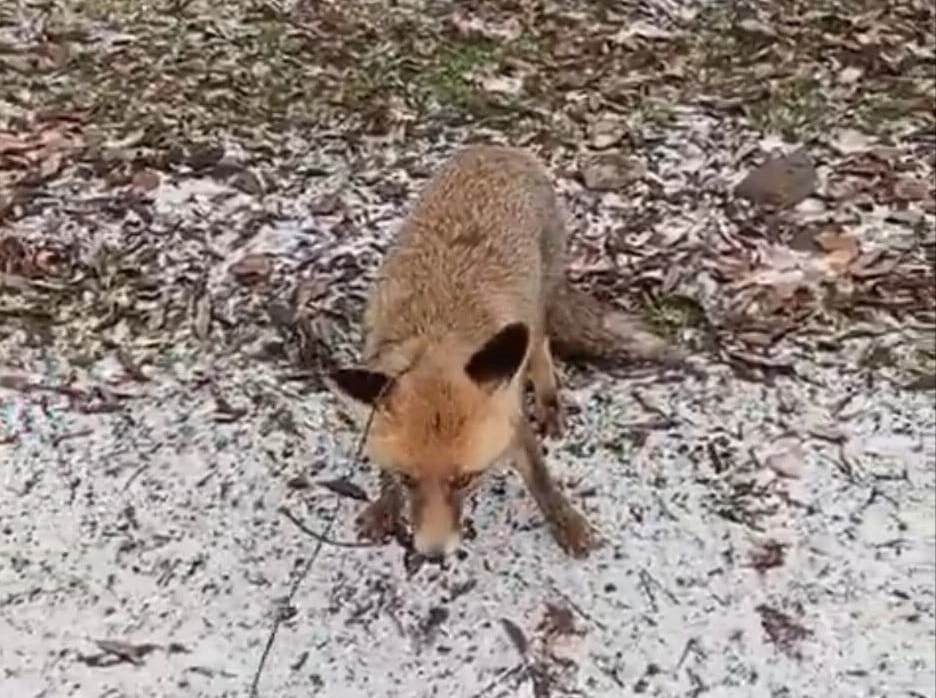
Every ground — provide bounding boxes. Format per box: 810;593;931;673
1;1;934;697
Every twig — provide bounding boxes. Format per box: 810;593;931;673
248;377;388;698
547;583;608;631
278;506;374;548
122;463;149;492
465;664;528;698
248;499;338;698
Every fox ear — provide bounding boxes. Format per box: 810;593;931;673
465;322;530;388
327;368;394;408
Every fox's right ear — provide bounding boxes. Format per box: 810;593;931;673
326;368;394;415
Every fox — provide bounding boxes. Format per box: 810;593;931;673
326;145;674;560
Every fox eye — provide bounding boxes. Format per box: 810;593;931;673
450;472;479;490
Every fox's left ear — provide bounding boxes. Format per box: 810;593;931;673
327;368;395;418
465;322;530;389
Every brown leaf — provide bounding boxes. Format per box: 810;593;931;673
756;605;812;658
231;170;264;196
580;153;645;192
539;602;577;637
816;228;861;274
93;639;160;666
37;150;63;180
903;373;936;392
309;192;341;215
588;118;627;149
759;436;806;479
132;169;161;191
192;292;212;340
188;143;225;170
230;253;272;284
893;177;931;202
735;149;817;210
500;617;529;656
319;477;369;501
748;539;786;572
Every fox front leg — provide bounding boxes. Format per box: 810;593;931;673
510;421;599;558
356;469;406;544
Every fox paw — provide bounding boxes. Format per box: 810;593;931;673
550;506;600;559
534;392;566;439
355;497;404;544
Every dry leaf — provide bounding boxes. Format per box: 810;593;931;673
759;436;806;478
319;477;369;501
831;129;874;155
132;169;161;191
478;75;524;96
230;253;272;283
580;153;645;191
499;617;528;656
38;150;63;180
588;118;626;149
816;229;861;275
893;178;931;202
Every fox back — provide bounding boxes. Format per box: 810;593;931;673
329;145;567;555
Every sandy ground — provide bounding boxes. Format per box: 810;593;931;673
2;333;934;698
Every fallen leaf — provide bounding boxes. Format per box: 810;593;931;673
93;639;160;666
756;605;812;658
319;477;369;501
231;169;264;196
759;436;806;478
738;18;776;37
816;228;861;274
131;169;161;191
903;373;936;391
478;74;524;96
838;65;864;84
230;253;272;283
38;150;63;180
748;539;786;572
831;128;875;155
500;617;528;656
893;177;931;202
588;117;626;149
580;153;645;191
611;21;674;44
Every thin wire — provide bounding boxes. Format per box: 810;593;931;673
248;386;385;698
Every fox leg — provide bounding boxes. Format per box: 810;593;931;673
527;335;565;438
510;421;599;558
356;469;406;544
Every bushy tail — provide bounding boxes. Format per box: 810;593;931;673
546;280;687;367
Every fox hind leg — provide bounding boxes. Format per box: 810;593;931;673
527;335;565;439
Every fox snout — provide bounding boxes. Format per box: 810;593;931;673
408;479;464;558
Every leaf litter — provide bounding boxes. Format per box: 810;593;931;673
1;0;934;697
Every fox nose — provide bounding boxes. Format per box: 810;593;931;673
413;530;461;559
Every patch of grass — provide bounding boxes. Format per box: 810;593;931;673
858;344;898;370
427;41;498;107
743;76;832;141
644;293;710;341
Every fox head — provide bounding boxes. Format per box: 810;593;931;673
328;322;531;558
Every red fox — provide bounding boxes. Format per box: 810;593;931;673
327;145;671;559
